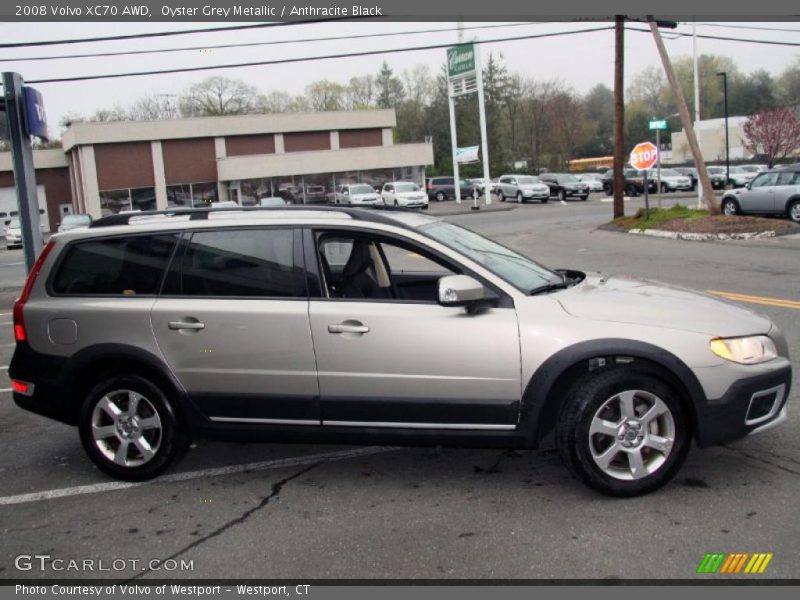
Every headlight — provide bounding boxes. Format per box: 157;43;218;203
710;336;778;365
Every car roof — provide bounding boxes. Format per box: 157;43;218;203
65;206;441;240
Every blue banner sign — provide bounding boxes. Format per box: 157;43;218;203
23;86;48;140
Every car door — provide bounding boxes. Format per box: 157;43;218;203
307;229;522;429
382;183;394;204
744;172;779;212
774;172;797;213
151;227;320;425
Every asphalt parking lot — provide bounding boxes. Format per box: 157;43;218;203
1;192;798;580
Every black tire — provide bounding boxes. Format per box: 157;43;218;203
556;368;690;497
625;184;638;197
660;183;669;194
435;191;446;202
517;191;524;204
787;200;800;224
498;189;505;202
559;189;568;202
604;184;613;197
579;194;589;201
79;374;189;481
721;197;740;217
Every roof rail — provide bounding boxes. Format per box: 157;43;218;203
89;203;418;229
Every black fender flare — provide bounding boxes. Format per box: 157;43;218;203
518;339;706;443
60;343;204;432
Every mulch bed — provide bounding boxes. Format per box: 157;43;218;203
653;215;799;235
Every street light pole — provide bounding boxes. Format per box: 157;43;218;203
717;71;730;188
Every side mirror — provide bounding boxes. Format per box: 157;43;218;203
438;275;490;313
746;182;752;190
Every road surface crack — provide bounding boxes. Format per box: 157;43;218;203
128;461;321;580
721;445;800;477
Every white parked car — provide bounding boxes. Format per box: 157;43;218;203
57;213;93;233
728;166;758;188
381;182;429;209
258;197;287;207
653;169;693;193
335;183;383;206
576;173;604;193
5;217;23;248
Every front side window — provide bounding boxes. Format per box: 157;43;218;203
751;173;778;188
51;234;178;295
171;229;304;298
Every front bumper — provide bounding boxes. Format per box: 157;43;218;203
693;365;791;447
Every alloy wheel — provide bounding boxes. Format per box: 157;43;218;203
91;390;163;467
588;390;675;481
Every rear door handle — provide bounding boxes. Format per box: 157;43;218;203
169;321;205;330
328;323;370;334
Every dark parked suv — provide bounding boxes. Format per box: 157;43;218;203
602;169;657;196
10;206;791;496
425;177;476;201
538;173;590;201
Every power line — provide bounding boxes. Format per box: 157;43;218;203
628;26;800;47
0;16;361;49
695;22;800;34
27;26;616;84
0;22;546;63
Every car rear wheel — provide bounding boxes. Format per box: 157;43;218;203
435;191;446;202
624;184;637;197
557;368;689;496
498;189;505;202
517;191;524;204
721;198;740;216
660;183;669;194
788;200;800;223
79;374;189;481
559;189;567;202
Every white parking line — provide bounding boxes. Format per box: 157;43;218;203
0;446;397;506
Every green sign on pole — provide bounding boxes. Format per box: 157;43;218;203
649;119;668;130
447;43;476;79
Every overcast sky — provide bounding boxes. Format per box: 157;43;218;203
0;20;798;139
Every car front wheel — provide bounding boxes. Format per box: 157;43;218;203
557;368;689;497
721;197;740;216
517;191;524;204
79;374;189;481
788;200;800;223
435;191;446;202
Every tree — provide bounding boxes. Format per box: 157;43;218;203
729;70;775;116
580;84;615;157
305;80;346;111
375;61;405;109
258;90;295;113
346;75;375;109
743;107;800;167
776;56;800;106
127;94;180;121
179;76;260;116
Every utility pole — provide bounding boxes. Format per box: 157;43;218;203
718;71;730;186
613;16;625;218
647;17;718;214
693;21;703;208
2;72;44;271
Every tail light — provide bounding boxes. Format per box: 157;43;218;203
13;241;55;343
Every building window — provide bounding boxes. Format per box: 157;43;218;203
99;187;156;216
166;182;218;208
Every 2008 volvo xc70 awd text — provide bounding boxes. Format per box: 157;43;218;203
10;206;791;496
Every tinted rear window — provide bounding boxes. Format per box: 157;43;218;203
52;234;178;295
167;229;305;298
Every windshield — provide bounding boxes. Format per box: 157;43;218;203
8;218;20;228
395;183;420;192
558;175;578;183
517;176;539;185
419;221;557;292
349;185;374;194
660;169;680;177
740;166;759;172
729;167;747;174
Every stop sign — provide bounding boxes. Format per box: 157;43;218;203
630;141;658;170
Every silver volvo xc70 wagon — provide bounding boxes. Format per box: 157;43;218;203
10;206;792;496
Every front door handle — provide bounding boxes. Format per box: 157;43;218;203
169;321;205;330
328;323;370;334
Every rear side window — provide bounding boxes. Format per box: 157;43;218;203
51;234;178;295
169;229;305;298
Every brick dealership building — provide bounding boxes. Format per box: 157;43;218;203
0;109;434;230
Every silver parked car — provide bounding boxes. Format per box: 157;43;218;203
651;168;693;193
721;168;800;223
496;174;551;203
10;206;791;496
334;183;382;206
57;213;93;233
381;181;429;209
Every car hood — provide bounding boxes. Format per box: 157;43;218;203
395;191;426;198
352;193;380;200
553;274;772;336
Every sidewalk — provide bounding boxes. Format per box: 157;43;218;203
425;196;517;217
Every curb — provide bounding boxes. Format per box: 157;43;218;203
628;228;777;241
427;204;518;217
